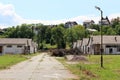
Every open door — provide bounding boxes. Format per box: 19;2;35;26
109;48;113;54
0;46;2;54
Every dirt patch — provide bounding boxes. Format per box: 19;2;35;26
82;70;97;77
65;55;88;62
114;69;120;74
70;56;88;62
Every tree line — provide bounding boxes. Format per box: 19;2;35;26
0;17;120;49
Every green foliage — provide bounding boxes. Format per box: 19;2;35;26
45;27;52;44
106;27;116;35
45;44;57;49
111;17;120;28
0;54;27;69
115;24;120;35
37;25;47;49
65;25;86;48
57;55;120;80
90;24;100;31
51;25;66;49
102;26;116;35
4;24;33;38
1;17;120;50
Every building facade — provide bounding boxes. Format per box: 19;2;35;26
64;21;78;28
83;20;94;28
74;35;120;55
0;38;37;55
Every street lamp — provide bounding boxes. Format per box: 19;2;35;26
95;6;103;68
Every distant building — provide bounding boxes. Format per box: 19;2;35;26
99;17;110;26
64;21;78;28
83;20;95;28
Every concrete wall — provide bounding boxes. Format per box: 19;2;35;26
3;45;24;54
105;47;120;54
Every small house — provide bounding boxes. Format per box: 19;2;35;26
0;38;37;55
75;35;120;55
89;36;120;55
83;20;94;28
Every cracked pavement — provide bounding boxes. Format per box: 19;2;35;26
0;53;77;80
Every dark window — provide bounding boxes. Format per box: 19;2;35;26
17;45;22;48
7;45;12;48
106;45;117;48
117;47;120;52
109;48;113;53
88;47;90;52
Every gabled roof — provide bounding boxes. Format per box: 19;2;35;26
81;38;89;46
76;40;82;48
0;38;32;46
83;20;94;23
91;35;120;44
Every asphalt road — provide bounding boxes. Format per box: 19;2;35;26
0;53;77;80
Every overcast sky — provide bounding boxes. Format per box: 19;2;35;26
0;0;120;28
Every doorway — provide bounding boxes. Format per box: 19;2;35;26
109;48;113;54
0;46;2;54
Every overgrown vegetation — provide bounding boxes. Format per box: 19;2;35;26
57;55;120;80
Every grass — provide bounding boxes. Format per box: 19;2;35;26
57;55;120;80
45;44;57;49
45;43;70;49
0;53;40;70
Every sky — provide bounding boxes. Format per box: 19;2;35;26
0;0;120;28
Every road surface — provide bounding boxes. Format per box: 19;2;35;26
0;53;77;80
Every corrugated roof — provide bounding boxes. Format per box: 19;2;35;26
0;38;32;45
91;35;120;44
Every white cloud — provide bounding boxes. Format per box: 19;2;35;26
0;3;23;28
108;13;120;20
0;3;120;28
22;15;100;25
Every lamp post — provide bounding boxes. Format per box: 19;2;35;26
95;6;103;68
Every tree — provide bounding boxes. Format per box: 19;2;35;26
4;24;33;38
51;25;66;49
65;25;86;48
65;28;75;48
90;24;100;31
115;24;120;35
111;17;120;28
37;24;47;49
106;27;116;35
45;27;52;44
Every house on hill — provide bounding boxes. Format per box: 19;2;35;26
99;17;111;26
0;38;37;55
64;21;78;28
83;20;95;28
